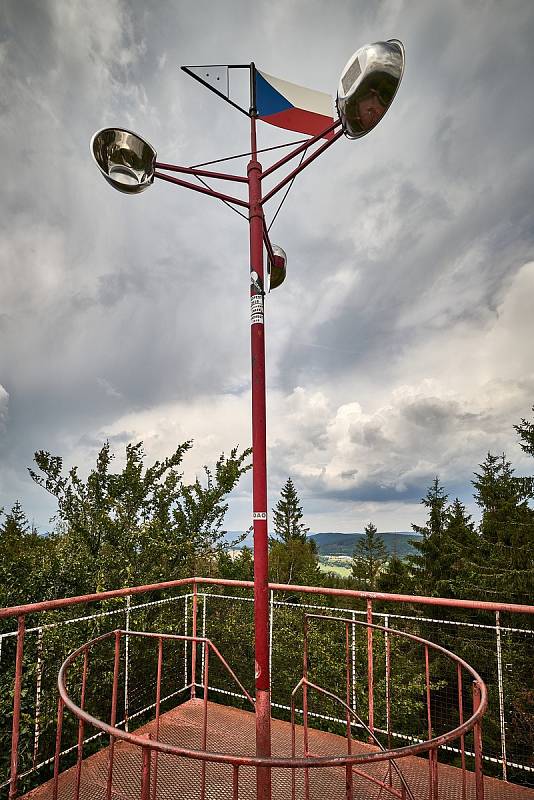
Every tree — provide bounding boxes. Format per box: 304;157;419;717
515;404;534;457
0;502;58;607
472;452;532;547
270;478;318;584
351;522;387;590
272;477;309;542
408;477;448;594
29;440;251;592
377;545;409;594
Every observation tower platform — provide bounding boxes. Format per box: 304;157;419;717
23;700;534;800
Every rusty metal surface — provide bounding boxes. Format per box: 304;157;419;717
21;700;534;800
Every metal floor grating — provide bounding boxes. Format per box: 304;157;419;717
22;700;534;800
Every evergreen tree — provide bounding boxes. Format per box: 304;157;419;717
270;478;318;584
472;452;532;547
437;498;480;597
408;477;448;594
514;404;534;457
272;477;309;542
351;522;387;590
377;546;409;594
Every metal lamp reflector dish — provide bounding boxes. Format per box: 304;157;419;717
268;245;287;291
336;40;405;139
90;128;157;194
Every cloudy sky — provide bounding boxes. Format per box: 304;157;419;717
1;0;533;535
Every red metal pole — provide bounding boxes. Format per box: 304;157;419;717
457;664;466;800
52;697;64;800
248;111;272;800
366;599;374;738
425;645;433;800
473;681;485;800
152;637;163;800
9;615;25;800
141;743;151;800
106;630;121;800
74;647;89;800
191;582;198;700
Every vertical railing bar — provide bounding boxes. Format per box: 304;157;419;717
367;599;374;738
9;615;26;800
425;645;433;800
74;647;89;800
106;630;121;800
124;593;131;732
184;594;189;686
201;592;207;682
351;610;356;714
344;622;353;800
473;681;485;800
291;697;296;800
232;764;239;800
495;611;508;781
200;642;209;800
385;615;392;785
151;637;163;800
457;664;466;800
192;589;199;696
303;617;309;800
269;589;274;691
141;741;151;800
52;697;64;800
32;627;44;770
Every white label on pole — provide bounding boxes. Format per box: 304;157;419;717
250;293;264;325
253;511;267;520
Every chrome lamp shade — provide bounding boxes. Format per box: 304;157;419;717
90;128;157;194
337;40;405;139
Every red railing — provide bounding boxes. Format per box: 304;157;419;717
54;617;487;800
0;576;532;798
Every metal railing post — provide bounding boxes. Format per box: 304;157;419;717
74;647;89;800
124;593;131;731
495;611;508;781
473;681;485;800
9;615;26;800
366;599;374;737
106;630;121;800
191;581;198;699
32;627;44;770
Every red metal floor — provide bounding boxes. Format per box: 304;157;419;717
23;700;534;800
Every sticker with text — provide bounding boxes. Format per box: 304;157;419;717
250;293;264;325
253;511;267;520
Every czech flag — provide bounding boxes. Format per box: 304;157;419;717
255;69;334;139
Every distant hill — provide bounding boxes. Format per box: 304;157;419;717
224;530;419;558
309;531;419;558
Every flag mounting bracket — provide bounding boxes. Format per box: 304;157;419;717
181;64;253;118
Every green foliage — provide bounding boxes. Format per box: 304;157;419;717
26;440;251;593
351;522;387;590
270;478;319;585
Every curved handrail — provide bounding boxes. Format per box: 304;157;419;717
291;677;416;800
58;621;487;770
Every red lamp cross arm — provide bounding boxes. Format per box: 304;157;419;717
154;170;249;209
155;161;248;184
261;128;344;206
261;119;342;180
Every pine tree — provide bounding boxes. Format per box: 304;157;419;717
514;404;534;457
408;477;448;594
351;522;387;590
377;545;409;593
472;453;532;547
272;477;309;542
270;478;317;584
